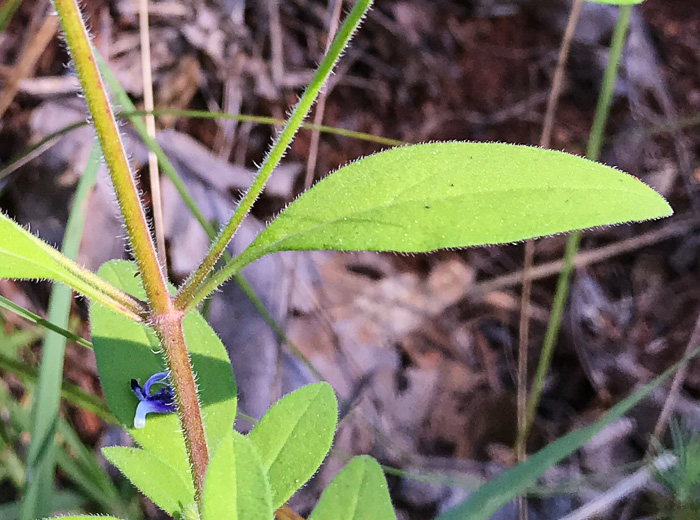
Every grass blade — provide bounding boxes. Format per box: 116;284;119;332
0;350;113;422
0;295;92;349
20;140;100;520
0;491;88;520
0;380;124;516
436;348;699;520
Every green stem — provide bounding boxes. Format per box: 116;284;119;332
52;0;208;508
51;0;169;312
586;6;631;162
515;0;584;463
174;0;375;310
0;110;403;184
184;254;249;312
151;312;208;504
524;5;632;435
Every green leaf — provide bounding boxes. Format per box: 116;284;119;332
0;214;140;318
248;382;338;508
584;0;643;4
46;517;125;520
102;446;194;515
436;353;697;520
235;142;671;267
202;431;273;520
89;260;236;479
308;456;396;520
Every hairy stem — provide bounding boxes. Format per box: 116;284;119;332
52;0;169;311
174;0;374;310
52;0;209;508
152;312;208;505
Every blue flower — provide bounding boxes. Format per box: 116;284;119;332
131;372;176;428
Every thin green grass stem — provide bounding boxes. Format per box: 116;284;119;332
0;122;85;184
0;351;114;422
587;6;632;162
0;295;91;349
19;140;100;520
135;109;406;147
524;5;633;438
175;0;375;310
0;110;403;184
232;273;324;381
0;383;124;516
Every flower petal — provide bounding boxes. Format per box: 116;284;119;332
133;399;177;429
130;379;146;400
143;371;170;395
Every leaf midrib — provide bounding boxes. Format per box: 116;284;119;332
248;184;664;259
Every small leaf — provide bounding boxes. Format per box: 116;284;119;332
248;382;338;508
203;431;273;520
308;456;396;520
89;260;236;479
102;446;194;515
0;214;138;317
234;143;671;268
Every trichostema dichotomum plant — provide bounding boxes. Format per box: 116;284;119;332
0;0;668;519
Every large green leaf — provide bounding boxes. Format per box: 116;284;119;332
102;446;194;515
234;143;671;267
202;431;273;520
308;456;396;520
0;214;138;317
436;354;694;520
89;260;236;478
248;382;338;508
